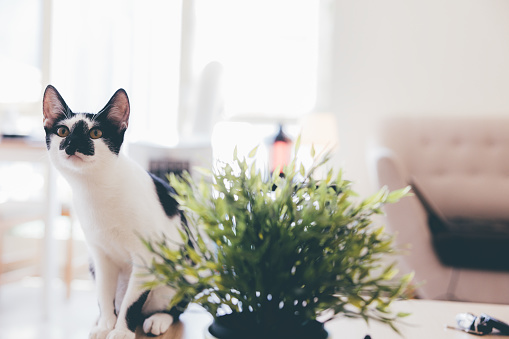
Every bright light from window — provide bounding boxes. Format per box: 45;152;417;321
51;0;182;146
194;0;319;119
0;0;43;103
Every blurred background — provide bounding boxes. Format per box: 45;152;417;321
2;0;509;338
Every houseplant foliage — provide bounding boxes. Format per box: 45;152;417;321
142;139;412;338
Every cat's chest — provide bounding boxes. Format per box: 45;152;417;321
74;189;146;247
76;192;138;231
70;172;169;250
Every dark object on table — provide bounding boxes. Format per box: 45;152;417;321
456;312;509;335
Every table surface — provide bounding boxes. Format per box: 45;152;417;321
135;299;509;339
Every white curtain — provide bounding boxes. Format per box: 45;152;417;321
50;0;182;145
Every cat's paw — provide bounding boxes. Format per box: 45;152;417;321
143;313;173;336
89;326;111;339
89;315;117;339
105;329;135;339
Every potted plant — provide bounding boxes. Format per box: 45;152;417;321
142;139;413;339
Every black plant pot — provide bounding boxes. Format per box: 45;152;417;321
206;312;329;339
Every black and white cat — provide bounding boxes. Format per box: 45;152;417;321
43;85;184;339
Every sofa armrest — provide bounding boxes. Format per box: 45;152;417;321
369;146;455;300
368;146;408;192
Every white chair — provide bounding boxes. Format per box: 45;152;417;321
0;201;45;284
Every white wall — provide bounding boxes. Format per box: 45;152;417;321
331;0;509;196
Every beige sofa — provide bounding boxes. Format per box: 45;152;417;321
369;117;509;304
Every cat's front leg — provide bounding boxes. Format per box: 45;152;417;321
90;250;120;339
106;265;154;339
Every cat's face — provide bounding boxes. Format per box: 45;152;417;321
43;85;130;173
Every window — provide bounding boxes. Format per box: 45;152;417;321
50;0;183;146
1;1;329;148
191;0;320;119
0;0;45;136
0;0;43;104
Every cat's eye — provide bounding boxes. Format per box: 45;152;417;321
56;126;69;137
90;128;103;139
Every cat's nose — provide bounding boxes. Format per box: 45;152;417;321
65;144;77;156
63;137;94;156
60;133;94;156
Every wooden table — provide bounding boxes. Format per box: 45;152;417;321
136;299;509;338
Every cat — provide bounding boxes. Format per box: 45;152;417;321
43;85;186;339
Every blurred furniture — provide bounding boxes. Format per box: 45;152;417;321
0;138;59;310
369;117;509;304
0;201;45;283
61;204;77;299
128;141;213;179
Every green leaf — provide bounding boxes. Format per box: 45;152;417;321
326;168;333;183
401;271;415;284
294;134;302;153
272;167;281;181
187;248;202;264
381;266;398;280
386;186;412;203
233;145;238;160
142;280;162;290
311;144;316;158
194;166;213;177
248;146;259;158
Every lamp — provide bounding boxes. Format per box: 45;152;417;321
271;124;292;174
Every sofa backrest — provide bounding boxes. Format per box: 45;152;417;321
375;117;509;219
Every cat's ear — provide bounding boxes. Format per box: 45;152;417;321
99;89;130;131
43;85;70;128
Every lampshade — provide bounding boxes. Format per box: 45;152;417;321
299;112;339;152
297;112;339;179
